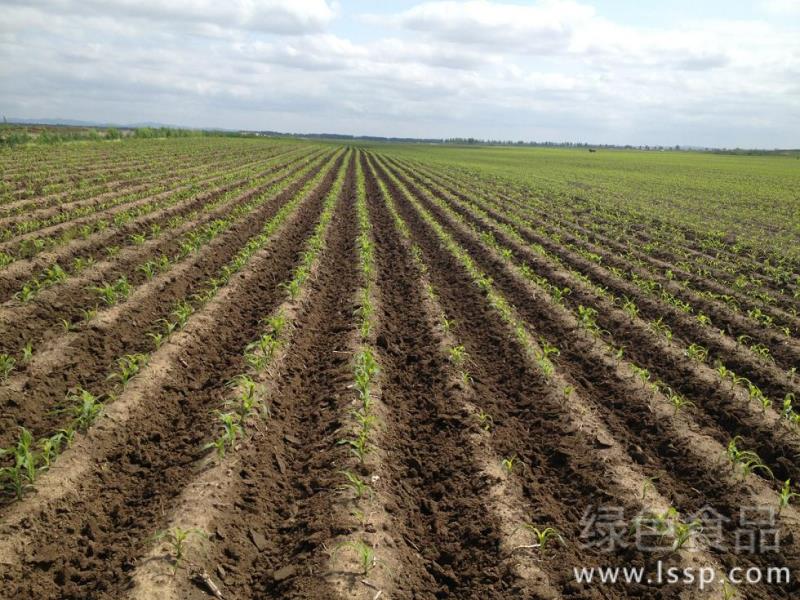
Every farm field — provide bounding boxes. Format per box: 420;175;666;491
1;138;799;600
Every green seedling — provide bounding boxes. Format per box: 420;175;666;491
448;344;467;366
651;317;673;341
147;331;165;349
475;410;493;431
696;313;712;327
226;374;266;421
21;341;33;364
778;479;799;516
151;526;206;571
245;333;281;371
339;430;371;463
354;349;379;410
159;318;178;336
81;306;98;322
641;476;659;500
0;427;38;499
264;313;286;337
726;436;773;479
15;283;37;303
171;300;194;329
672;517;703;551
622;296;639;319
89;277;131;306
205;412;242;458
501;455;518;475
441;316;455;332
42;263;67;285
66;388;103;431
577;305;602;335
662;386;695;416
280;278;302;299
339;470;372;499
334;540;378;576
551;286;570;305
0;353;15;380
685;343;708;363
139;260;157;280
517;524;564;558
722;579;737;600
39;431;68;469
782;393;797;422
108;353;148;387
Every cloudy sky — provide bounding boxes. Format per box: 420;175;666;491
1;0;798;147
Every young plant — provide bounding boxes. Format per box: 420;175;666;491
66;388;103;431
672;517;703;551
778;479;799;516
335;540;377;576
108;353;148;387
441;316;455;332
89;277;131;306
577;305;600;334
0;427;38;499
139;260;157;280
147;331;165;349
650;317;673;341
244;333;281;371
551;286;570;305
226;374;265;421
15;283;37;303
501;455;518;475
641;476;659;500
354;349;379;411
152;526;206;571
340;429;371;463
662;386;695;416
38;431;67;469
0;353;15;380
518;524;564;558
81;306;98;322
685;343;708;363
726;436;773;479
171;300;194;329
205;412;242;458
339;470;372;499
42;263;68;286
475;410;493;432
448;344;467;367
21;341;33;364
622;296;639;320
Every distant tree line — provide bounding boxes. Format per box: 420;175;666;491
2;123;797;155
0;124;252;147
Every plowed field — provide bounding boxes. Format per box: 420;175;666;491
1;139;798;599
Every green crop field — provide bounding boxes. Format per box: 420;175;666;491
366;143;800;262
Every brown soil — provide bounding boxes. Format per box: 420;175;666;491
1;145;797;600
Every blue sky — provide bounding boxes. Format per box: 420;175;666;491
1;0;798;147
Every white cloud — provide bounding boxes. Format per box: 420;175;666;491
5;0;337;35
385;0;595;53
761;0;800;15
0;0;797;146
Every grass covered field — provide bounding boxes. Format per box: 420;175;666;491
0;137;798;599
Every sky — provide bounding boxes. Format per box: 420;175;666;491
1;0;799;147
